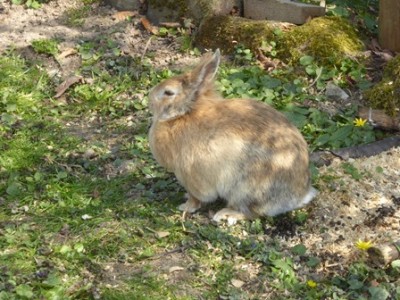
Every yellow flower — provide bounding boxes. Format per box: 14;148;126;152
353;118;367;127
307;280;317;288
355;239;373;251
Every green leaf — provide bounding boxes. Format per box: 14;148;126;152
34;172;43;182
391;259;400;268
291;244;307;256
368;286;390;300
283;111;308;128
57;171;68;180
348;279;363;290
6;182;22;196
300;55;314;66
306;256;320;268
74;243;85;253
15;284;34;299
59;245;72;254
6;104;17;112
330;125;353;142
305;65;316;76
315;134;330;146
1;113;17;124
43;273;62;287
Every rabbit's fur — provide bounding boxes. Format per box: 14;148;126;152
148;49;317;225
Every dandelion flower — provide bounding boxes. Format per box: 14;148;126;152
353;118;367;127
307;280;317;288
355;239;373;251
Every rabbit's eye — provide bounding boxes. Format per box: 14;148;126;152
164;89;175;96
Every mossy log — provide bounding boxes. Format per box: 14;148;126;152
364;55;400;117
358;107;400;131
195;16;364;68
278;16;364;65
195;16;288;53
368;241;400;267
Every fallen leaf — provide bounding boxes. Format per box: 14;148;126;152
112;11;137;21
231;279;245;288
141;16;158;35
156;231;170;238
169;266;184;273
159;21;181;28
81;214;92;220
57;48;77;59
55;75;82;98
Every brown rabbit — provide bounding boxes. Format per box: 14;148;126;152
148;49;317;225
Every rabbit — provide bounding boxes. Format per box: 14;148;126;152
148;49;317;225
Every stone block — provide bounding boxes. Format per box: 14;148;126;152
146;0;242;25
244;0;325;24
105;0;143;11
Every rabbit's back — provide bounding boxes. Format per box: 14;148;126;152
149;97;312;217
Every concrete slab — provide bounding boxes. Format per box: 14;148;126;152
244;0;325;24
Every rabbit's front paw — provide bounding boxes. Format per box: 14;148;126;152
178;194;201;213
212;208;247;226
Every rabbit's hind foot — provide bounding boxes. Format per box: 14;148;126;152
178;194;201;213
212;208;248;226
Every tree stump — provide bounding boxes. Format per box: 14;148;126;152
368;240;400;267
379;0;400;51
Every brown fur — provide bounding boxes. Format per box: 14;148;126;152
148;50;316;223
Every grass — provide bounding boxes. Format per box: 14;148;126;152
1;1;399;298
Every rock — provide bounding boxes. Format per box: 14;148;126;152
325;82;349;101
104;0;143;11
244;0;325;25
146;0;242;25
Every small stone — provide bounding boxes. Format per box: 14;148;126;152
83;148;97;159
325;82;349;100
155;231;170;238
231;279;245;288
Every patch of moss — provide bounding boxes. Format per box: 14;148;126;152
278;16;364;66
364;55;400;116
195;16;277;53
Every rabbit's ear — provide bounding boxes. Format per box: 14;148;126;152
188;49;220;93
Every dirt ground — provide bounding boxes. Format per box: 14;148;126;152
1;0;399;280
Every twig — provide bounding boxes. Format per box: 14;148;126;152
308;67;323;88
141;37;152;62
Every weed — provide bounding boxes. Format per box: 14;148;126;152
65;5;91;27
31;39;59;56
11;0;46;9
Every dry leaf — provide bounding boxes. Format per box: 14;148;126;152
231;279;245;288
55;75;82;98
81;214;92;220
57;48;77;59
169;266;184;273
112;11;138;21
159;22;181;28
140;16;158;35
155;231;170;239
